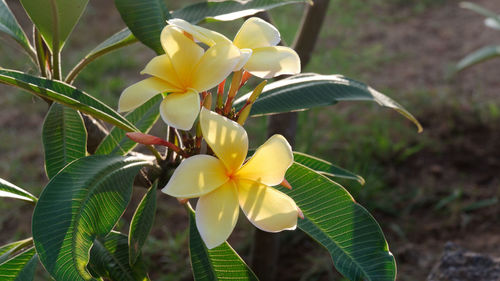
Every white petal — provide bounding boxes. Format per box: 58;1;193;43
233;17;281;49
244;46;301;79
118;77;175;112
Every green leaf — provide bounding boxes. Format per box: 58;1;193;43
129;183;157;265
187;206;258;281
0;178;37;203
0;0;35;58
42;103;87;179
32;155;150;281
485;18;500;30
234;73;423;132
455;45;500;72
293;152;365;185
19;0;88;51
460;2;500;19
0;69;137;132
66;28;138;83
0;239;33;264
114;0;170;54
0;247;37;281
280;163;396;281
88;231;149;281
95;96;161;156
172;0;311;23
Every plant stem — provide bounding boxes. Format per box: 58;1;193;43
49;0;61;80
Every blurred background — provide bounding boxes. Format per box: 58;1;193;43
0;0;499;280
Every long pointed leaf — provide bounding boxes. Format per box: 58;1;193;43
0;178;37;203
234;73;422;132
172;0;311;23
280;163;396;281
114;0;169;54
95;96;161;156
293;152;365;185
66;28;138;83
19;0;88;51
188;206;258;281
88;231;149;281
32;155;150;281
42;103;87;179
0;247;37;281
0;239;33;264
0;69;137;132
129;183;157;265
456;45;500;72
0;0;35;58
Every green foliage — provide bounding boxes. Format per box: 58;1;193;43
281;163;396;281
0;178;37;203
0;247;37;281
0;69;137;132
172;0;311;23
234;73;422;132
455;2;500;72
88;231;149;281
66;28;138;83
114;0;169;55
187;206;258;281
0;0;34;59
293;152;365;185
32;156;150;280
95;96;161;156
129;183;157;265
42;103;87;179
19;0;88;52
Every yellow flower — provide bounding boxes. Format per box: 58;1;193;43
162;108;298;249
118;25;241;130
168;17;301;79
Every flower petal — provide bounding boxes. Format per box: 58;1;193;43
191;43;241;92
160;26;204;87
141;54;183;89
244;46;301;79
118;77;176;112
167;18;231;46
159;89;201;130
236;134;293;186
200;108;248;172
195;181;239;249
161;154;228;198
233;48;252;72
233;17;280;49
237;179;298;232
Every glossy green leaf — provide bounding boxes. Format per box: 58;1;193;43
485;18;500;30
129;183;157;265
95;96;161;156
66;28;138;83
0;69;137;132
0;247;37;281
172;0;311;23
0;0;35;58
188;206;258;281
42;103;87;179
0;178;37;203
234;73;423;132
293;152;365;185
0;239;33;264
455;45;500;72
460;2;500;19
19;0;88;51
114;0;169;54
88;231;149;281
32;155;150;281
279;163;396;281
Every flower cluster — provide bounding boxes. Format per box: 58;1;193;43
120;18;301;249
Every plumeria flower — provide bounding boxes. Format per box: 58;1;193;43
162;108;298;249
118;25;241;130
168;17;301;79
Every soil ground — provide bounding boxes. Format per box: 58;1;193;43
1;0;499;280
